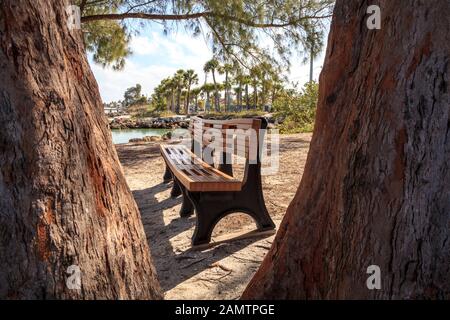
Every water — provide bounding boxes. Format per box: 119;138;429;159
111;128;171;144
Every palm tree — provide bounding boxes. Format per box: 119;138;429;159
204;59;220;111
261;77;270;108
306;33;323;83
241;74;251;110
157;77;173;111
181;89;188;111
250;66;262;109
173;69;186;114
218;63;233;112
190;87;202;112
201;83;215;113
270;74;284;106
233;86;243;112
183;69;199;114
163;77;176;112
260;62;277;109
234;70;246;110
202;63;210;110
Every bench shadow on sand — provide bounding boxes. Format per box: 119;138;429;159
132;182;273;292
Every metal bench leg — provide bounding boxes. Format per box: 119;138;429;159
187;191;274;246
240;199;275;231
170;176;182;198
239;164;275;231
179;184;194;217
188;193;218;246
163;163;172;183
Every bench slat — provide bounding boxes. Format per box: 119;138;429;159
160;145;242;192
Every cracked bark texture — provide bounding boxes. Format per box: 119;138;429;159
243;0;450;299
0;1;162;299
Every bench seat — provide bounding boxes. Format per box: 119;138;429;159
160;144;242;192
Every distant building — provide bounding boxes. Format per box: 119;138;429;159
103;101;123;114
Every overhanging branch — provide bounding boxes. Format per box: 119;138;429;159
80;11;332;28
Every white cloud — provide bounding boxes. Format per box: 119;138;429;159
130;36;158;55
91;61;178;102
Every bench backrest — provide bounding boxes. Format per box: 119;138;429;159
188;116;266;165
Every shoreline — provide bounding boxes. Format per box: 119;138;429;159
108;115;190;130
107;113;278;130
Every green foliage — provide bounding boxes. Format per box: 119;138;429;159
194;0;333;70
80;0;333;71
204;59;220;74
150;86;167;111
84;21;131;70
124;84;147;107
204;59;220;110
150;69;201;114
149;57;289;114
201;110;266;120
274;81;319;133
133;104;176;118
79;0;132;70
184;69;199;111
184;70;199;88
151;77;174;111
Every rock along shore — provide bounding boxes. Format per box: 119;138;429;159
109;114;276;130
109;115;190;130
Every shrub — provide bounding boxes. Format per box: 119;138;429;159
273;81;318;133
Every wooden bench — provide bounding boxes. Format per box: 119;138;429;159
160;116;275;246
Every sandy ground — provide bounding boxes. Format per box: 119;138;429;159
116;133;312;299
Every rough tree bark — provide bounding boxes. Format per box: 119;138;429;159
244;0;449;299
0;1;162;299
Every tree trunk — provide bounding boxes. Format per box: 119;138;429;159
239;84;243;110
215;92;221;112
271;87;277;106
261;81;266;107
166;94;171;111
176;89;181;114
245;84;250;109
171;90;175;112
243;0;450;299
186;83;191;115
225;72;229;112
0;0;162;299
253;84;258;109
212;71;219;111
206;92;210;112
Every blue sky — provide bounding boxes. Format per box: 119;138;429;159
89;23;329;103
